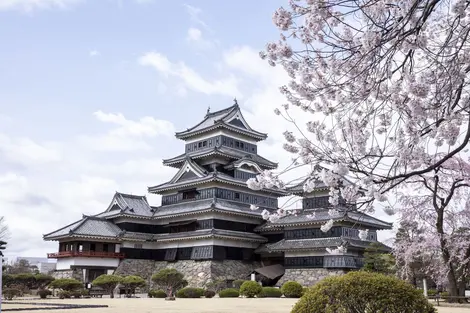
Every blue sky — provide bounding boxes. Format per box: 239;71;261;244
0;0;394;259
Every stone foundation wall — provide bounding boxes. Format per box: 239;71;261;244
114;259;261;288
51;269;83;281
278;268;346;287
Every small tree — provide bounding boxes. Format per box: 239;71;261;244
151;269;185;298
121;275;146;297
363;242;396;274
33;274;55;290
92;274;122;299
49;278;82;292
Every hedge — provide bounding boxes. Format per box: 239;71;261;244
239;281;262;298
281;281;303;298
258;287;282;298
175;287;205;298
292;271;436;313
219;288;240;298
148;289;167;298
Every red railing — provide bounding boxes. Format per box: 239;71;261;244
47;251;125;259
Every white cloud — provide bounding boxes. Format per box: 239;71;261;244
139;52;241;97
76;110;175;152
0;111;176;258
186;27;214;50
0;133;62;166
89;50;100;57
0;0;82;12
183;4;209;30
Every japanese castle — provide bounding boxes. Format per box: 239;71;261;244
43;103;392;286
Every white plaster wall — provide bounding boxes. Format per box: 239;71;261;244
285;250;360;257
56;257;120;270
185;130;257;144
121;238;259;250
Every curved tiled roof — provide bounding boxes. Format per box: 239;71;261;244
43;216;122;241
175;104;267;141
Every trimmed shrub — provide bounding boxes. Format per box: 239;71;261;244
205;280;226;293
427;289;437;296
204;290;216;298
292;271;436;313
49;278;82;291
176;287;204;298
258;287;282;298
148;289;167;298
3;288;20;300
58;290;71;299
38;289;52;299
281;281;303;298
233;279;246;289
240;281;262;298
218;288;240;298
302;287;309;296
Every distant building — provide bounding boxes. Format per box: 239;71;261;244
16;257;56;274
43;103;392;287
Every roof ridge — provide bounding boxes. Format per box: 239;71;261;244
116;191;146;200
205;104;238;118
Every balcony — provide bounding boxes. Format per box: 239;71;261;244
47;251;125;259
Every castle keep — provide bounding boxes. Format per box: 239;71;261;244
44;103;391;286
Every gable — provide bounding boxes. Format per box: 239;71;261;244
228;118;247;129
176;170;199;182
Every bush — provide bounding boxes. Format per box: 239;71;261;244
176;287;204;298
218;288;240;298
233;279;246;289
258;287;282;298
58;290;71;299
281;281;303;298
38;289;52;299
292;271;436;313
148;289;167;298
3;288;20;300
204;290;216;298
92;274;123;299
70;289;84;298
427;289;437;296
240;281;262;298
302;287;309;296
49;278;82;291
205;280;226;293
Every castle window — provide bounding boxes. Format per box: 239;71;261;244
252;147;255;152
78;244;83;252
235;193;240;200
182;190;197;200
90;243;96;251
194;144;197;150
198;142;203;148
208;139;212;147
235;141;240;148
216;138;220;145
103;243;109;252
134;243;143;249
240;142;244;149
203;141;207;147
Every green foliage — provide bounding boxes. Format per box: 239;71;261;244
257;287;282;298
92;274;123;299
363;242;396;274
176;287;204;298
218;288;240;298
281;281;303;298
34;274;55;289
302;287;309;296
49;278;82;291
151;268;185;297
38;289;52;299
232;279;246;289
121;275;146;296
205;279;226;292
239;281;262;298
427;289;437;296
204;290;216;298
148;289;167;298
3;288;20;300
2;274;15;287
291;271;436;313
58;290;71;299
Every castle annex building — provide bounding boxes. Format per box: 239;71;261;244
43;103;392;287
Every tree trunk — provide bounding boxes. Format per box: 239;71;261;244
110;289;114;299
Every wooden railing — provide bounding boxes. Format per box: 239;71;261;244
47;251;125;259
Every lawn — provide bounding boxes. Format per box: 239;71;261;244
3;297;470;313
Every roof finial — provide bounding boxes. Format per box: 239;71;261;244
233;97;238;106
207;105;210;114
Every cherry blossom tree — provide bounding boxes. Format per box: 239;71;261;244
395;159;470;299
247;0;470;298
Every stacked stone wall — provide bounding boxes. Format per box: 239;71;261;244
114;259;260;288
51;269;82;281
277;268;346;287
